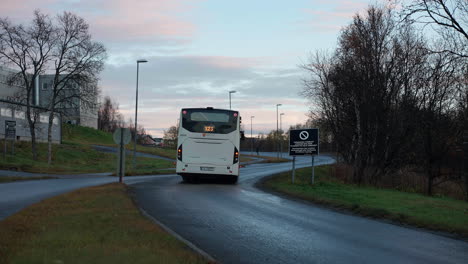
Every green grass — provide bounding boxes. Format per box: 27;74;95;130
62;123;114;145
0;183;210;264
131;145;176;160
0;176;57;183
0;124;175;175
63;123;178;160
263;166;468;237
0;140;174;175
243;154;290;163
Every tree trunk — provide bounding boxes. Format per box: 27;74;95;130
47;111;55;165
30;127;37;161
426;163;434;196
464;136;468;201
26;108;38;161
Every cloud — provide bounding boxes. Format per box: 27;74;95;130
300;0;368;32
0;0;200;49
99;55;309;137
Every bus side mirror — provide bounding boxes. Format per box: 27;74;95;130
240;131;245;140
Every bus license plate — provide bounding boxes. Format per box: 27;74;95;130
200;167;214;171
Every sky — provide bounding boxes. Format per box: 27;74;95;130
1;0;377;137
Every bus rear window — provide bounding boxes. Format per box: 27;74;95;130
182;109;238;134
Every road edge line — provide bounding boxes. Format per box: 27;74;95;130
137;207;217;263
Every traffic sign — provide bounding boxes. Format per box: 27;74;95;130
113;128;131;145
289;128;319;156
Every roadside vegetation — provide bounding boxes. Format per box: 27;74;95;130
243;154;290;163
0;183;210;264
301;2;467;199
0;124;174;176
0;176;56;183
262;165;468;237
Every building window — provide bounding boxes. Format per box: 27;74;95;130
40;114;49;123
42;82;49;90
14;110;25;119
1;108;12;117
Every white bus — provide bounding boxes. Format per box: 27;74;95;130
176;107;241;183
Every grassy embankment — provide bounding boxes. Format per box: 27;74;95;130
62;124;177;160
262;165;468;237
0;124;174;177
243;154;290;163
0;176;57;183
0;183;210;264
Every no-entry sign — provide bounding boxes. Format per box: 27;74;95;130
289;129;319;156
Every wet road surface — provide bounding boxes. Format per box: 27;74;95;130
1;154;467;263
130;155;468;264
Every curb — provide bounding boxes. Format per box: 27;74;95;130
137;207;217;263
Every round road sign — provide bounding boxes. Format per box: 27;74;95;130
113;128;132;145
299;131;309;140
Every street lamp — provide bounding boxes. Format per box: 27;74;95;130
133;59;148;170
229;90;236;109
276;104;282;159
280;113;285;158
250;116;255;155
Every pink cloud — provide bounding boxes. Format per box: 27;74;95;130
0;0;57;21
0;0;201;44
301;0;368;32
193;56;270;69
86;0;199;41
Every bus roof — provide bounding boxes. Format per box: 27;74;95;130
181;107;238;112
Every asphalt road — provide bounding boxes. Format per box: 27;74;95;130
130;155;468;264
1;154;467;263
0;175;171;220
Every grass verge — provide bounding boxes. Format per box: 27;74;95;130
261;165;468;237
243;154;290;163
0;140;174;175
0;183;211;264
0;176;57;183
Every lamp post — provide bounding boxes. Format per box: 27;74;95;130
276;104;282;159
133;59;148;170
250;116;255;155
229;90;236;109
280;113;285;158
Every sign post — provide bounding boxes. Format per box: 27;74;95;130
289;128;319;184
113;128;131;183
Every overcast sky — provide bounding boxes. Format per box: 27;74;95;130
1;0;378;137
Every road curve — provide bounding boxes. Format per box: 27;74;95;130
0;175;171;220
130;155;468;264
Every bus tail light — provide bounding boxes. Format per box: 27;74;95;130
233;147;239;164
177;145;183;161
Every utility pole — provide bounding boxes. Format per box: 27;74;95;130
250;116;255;155
276;104;282;159
229;90;236;109
133;59;147;170
280;113;284;158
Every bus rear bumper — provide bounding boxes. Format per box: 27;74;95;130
176;162;239;177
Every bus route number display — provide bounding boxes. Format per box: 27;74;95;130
289;129;319;156
204;126;215;132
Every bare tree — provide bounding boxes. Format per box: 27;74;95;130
403;0;468;58
163;125;178;149
0;11;54;160
98;96;123;133
44;11;106;164
417;51;463;195
302;5;435;185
